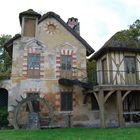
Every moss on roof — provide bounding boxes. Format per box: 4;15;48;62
4;10;94;57
103;30;140;48
19;9;41;24
91;29;140;60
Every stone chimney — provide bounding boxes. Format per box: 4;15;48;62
67;17;80;34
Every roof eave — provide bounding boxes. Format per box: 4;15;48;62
39;12;94;56
4;34;21;58
91;47;140;60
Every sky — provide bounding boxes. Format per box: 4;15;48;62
1;0;140;51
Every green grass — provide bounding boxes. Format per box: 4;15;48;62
0;127;140;140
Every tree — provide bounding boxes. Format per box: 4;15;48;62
0;34;12;79
129;19;140;40
87;59;96;84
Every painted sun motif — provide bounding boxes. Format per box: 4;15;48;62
44;21;59;35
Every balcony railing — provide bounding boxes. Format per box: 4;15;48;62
88;70;140;85
59;67;87;82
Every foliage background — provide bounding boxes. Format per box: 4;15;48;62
0;35;12;80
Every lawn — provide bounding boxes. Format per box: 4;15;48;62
0;127;140;140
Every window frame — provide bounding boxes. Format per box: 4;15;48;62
61;55;72;70
23;17;36;37
61;92;73;111
27;53;40;79
102;57;108;84
124;56;136;73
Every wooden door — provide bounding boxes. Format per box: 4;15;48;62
102;58;108;84
124;56;136;84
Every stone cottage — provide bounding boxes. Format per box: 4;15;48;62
1;9;95;128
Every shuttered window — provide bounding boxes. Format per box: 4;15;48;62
27;53;40;78
23;18;36;37
102;58;108;84
61;92;73;111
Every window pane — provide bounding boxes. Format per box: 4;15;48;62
61;55;72;70
124;57;136;73
28;54;40;69
67;57;72;70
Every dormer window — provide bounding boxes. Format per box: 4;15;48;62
19;9;41;37
23;17;36;37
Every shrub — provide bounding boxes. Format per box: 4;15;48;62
0;107;8;128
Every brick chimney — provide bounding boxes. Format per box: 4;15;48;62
67;17;80;34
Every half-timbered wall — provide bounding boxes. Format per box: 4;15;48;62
96;51;140;85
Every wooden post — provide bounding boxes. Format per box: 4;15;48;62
99;90;105;128
117;90;124;127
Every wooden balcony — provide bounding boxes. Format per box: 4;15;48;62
89;70;140;86
59;67;87;81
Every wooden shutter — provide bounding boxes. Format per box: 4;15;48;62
102;58;108;84
124;56;136;84
24;18;36;37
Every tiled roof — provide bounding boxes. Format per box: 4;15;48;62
19;9;41;24
4;10;94;57
39;11;94;56
4;34;21;57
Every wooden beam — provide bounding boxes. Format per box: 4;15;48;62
122;91;131;101
93;91;99;105
99;90;105;128
93;85;140;91
27;101;34;112
104;90;115;103
116;90;124;127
